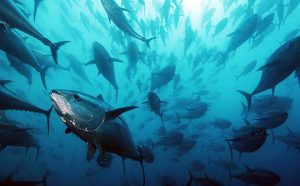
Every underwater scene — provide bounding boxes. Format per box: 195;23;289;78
0;0;300;185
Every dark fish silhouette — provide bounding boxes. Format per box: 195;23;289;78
100;0;156;47
238;36;300;110
226;124;267;160
0;120;40;159
143;92;167;122
0;90;52;134
86;42;122;101
231;166;280;186
0;172;47;186
0;0;69;63
50;90;154;186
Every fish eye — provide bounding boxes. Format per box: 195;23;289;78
73;94;80;100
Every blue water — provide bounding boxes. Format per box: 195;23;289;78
1;0;300;185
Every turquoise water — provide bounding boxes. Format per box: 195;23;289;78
0;0;300;185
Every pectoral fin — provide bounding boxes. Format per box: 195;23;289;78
110;58;123;63
87;142;96;161
85;60;95;66
257;60;280;71
225;137;243;142
65;127;72;134
119;7;131;13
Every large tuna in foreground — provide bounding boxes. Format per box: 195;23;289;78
50;90;154;186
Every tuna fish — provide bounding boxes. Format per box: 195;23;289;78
50;90;154;186
121;42;144;80
1;27;49;89
234;60;257;80
238;36;300;110
274;128;300;152
231;166;280;186
225;14;258;54
176;102;208;121
143;92;167;122
150;65;176;91
254;111;288;129
241;95;293;115
0;0;69;63
188;171;223;186
67;54;92;85
0;90;52;134
0;119;40;159
100;0;156;47
0;172;47;186
213;17;228;39
225;124;267;160
86;42;122;101
211;118;232;129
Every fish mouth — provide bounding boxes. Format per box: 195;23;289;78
50;90;69;116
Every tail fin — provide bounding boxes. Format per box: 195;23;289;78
44;106;53;135
144;37;157;48
225;136;233;161
49;41;70;64
236;90;252;111
39;67;49;90
137;146;146;186
33;0;42;21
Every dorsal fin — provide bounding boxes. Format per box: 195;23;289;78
257;60;280;71
105;106;138;120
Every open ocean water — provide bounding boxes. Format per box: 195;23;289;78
0;0;300;185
